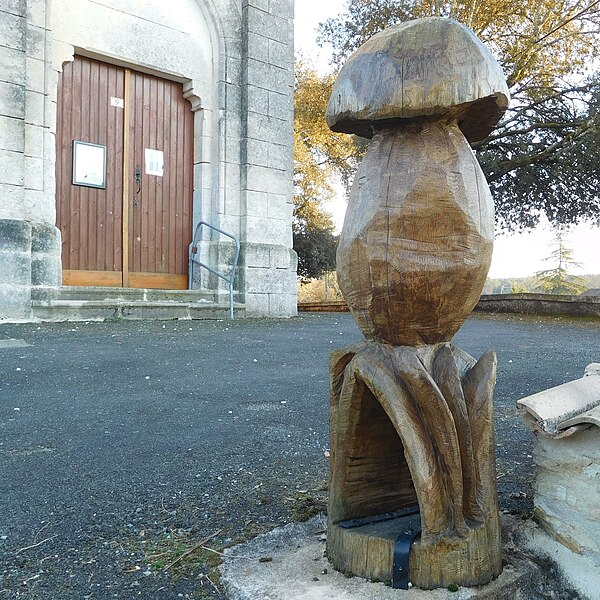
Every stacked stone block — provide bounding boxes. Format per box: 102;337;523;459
0;0;61;320
240;0;297;316
0;0;297;320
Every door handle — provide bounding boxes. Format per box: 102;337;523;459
133;167;141;207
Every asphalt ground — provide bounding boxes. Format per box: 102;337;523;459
1;312;599;599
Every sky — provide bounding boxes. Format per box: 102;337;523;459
293;1;599;279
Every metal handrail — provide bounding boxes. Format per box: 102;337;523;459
189;221;240;319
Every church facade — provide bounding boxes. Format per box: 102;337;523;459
0;0;297;320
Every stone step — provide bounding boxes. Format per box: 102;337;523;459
31;299;245;322
55;286;218;303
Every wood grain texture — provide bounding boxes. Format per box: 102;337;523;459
337;120;493;346
325;17;508;590
63;270;122;287
127;273;187;290
128;69;194;280
326;17;509;142
122;68;131;287
328;510;501;588
56;56;193;289
56;56;124;274
327;342;502;589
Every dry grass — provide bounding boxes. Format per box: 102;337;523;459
298;273;344;303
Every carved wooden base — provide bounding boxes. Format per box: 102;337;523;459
328;510;501;589
327;341;502;589
410;509;502;588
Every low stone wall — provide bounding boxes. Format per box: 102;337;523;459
297;301;349;313
299;294;600;319
476;293;600;318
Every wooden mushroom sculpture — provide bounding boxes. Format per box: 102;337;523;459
325;18;510;590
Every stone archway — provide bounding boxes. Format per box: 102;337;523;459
50;0;224;289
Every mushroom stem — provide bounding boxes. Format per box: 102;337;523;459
337;119;494;346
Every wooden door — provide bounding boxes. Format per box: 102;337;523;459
127;70;194;289
56;56;193;289
56;57;124;286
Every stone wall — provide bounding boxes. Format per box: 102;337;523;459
532;427;600;559
0;0;297;320
518;366;600;570
240;0;296;316
0;0;61;320
476;293;600;318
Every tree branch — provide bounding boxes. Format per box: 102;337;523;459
487;118;597;182
532;0;600;47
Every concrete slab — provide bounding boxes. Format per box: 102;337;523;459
220;516;547;600
56;286;216;302
30;299;245;321
517;520;600;600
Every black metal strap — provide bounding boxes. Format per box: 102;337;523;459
392;513;421;589
337;506;419;529
336;508;421;589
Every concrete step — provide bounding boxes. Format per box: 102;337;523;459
32;299;245;322
56;286;218;303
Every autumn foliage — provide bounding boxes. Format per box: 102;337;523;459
310;0;600;231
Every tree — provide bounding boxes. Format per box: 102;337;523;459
293;226;338;279
316;0;600;231
293;59;354;279
294;59;359;217
510;280;530;294
492;280;514;294
535;230;588;293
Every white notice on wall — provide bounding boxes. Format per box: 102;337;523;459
145;148;164;177
72;141;106;188
110;97;124;108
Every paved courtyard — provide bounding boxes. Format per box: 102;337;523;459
1;312;599;599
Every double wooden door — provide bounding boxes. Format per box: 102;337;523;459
56;56;194;289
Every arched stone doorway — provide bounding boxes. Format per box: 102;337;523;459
50;0;219;290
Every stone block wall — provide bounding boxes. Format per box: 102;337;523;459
240;0;297;317
0;219;31;319
31;221;61;299
532;428;600;559
0;0;61;320
186;0;297;316
0;0;297;320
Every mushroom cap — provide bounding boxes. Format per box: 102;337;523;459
326;17;510;142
